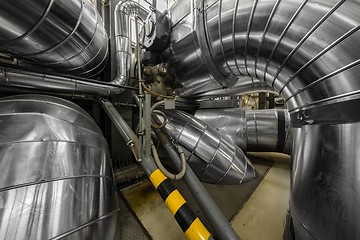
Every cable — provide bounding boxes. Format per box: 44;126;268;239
149;100;169;128
151;110;167;129
151;143;186;180
151;100;165;112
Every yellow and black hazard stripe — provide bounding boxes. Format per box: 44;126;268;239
149;169;212;240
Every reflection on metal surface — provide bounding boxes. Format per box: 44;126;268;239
0;95;119;240
165;0;360;238
165;0;360;114
0;66;120;97
195;108;292;154
246;109;292;153
291;123;360;239
112;1;148;89
191;77;276;99
0;0;108;78
163;109;255;184
195;108;248;150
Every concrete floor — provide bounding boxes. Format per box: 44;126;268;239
120;155;291;240
231;162;290;240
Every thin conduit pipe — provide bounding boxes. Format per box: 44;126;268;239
151;143;186;180
133;94;186;180
152;124;239;240
135;17;144;163
0;66;135;97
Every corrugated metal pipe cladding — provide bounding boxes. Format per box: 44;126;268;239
162;0;360;239
0;95;120;240
0;0;108;78
195;108;292;154
162;109;256;185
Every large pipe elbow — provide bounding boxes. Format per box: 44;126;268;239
0;0;108;78
164;0;360;239
111;1;148;92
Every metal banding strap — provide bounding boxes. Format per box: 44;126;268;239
149;169;211;240
290;96;360;127
275;110;286;152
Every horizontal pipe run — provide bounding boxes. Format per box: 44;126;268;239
190;77;277;99
195;108;292;154
0;66;137;97
100;99;213;240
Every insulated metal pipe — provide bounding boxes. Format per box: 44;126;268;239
162;109;256;184
153;124;240;240
164;0;360;239
0;0;108;78
0;66;134;97
111;0;148;90
0;95;120;239
246;109;292;153
195;108;292;154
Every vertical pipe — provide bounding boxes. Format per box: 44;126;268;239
144;93;152;156
112;1;148;89
135;17;144;162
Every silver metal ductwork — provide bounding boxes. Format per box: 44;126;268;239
195;108;292;154
164;0;360;239
0;95;120;240
190;76;276;99
112;1;148;88
0;66;121;97
0;0;108;78
163;109;256;184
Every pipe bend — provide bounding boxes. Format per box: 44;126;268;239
0;0;108;78
165;0;360;123
112;0;149;92
110;75;129;93
164;1;360;239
